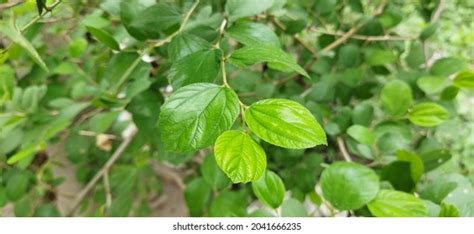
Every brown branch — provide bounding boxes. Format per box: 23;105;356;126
310;28;415;41
431;0;445;22
336;137;352;162
67;125;138;216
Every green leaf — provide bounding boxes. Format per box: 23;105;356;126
184;178;211;217
244;99;327;149
229;46;309;78
351;102;374;126
89;112;118;133
0;65;15;100
225;0;274;20
440;86;459;100
396;150;424;183
126;3;181;40
380;80;413;116
200;154;231;190
368;190;428;217
7;144;41;165
439;203;460;217
420;22;439;41
6;171;30;201
226;22;280;48
0;20;48;72
0;186;7;207
365;48;397;66
320;162;380;210
281;198;308;217
159;83;240;152
168;49;221;89
417;76;446;94
214;130;266;183
252;170;285;208
381;161;415;192
420;149;452;172
347;125;375;145
405;41;425;69
430;57;467;76
408;102;449;127
337;44;360;68
209;191;248;217
168;33;211;61
86;26;120;50
453;70;474;89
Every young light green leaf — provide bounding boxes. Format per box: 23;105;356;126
368;190;428;217
214;130;267;183
226;22;280;48
158;83;240;152
168;49;221;89
453;70;474;89
229;46;309;78
252;170;285;208
439;203;460;217
365;48;397;66
244;99;327;149
408;102;449;127
168;33;211;61
347;125;375;145
0;20;48;72
7;144;41;165
86;26;120;50
225;0;274;20
320;162;379;210
380;80;412;116
200;154;231;190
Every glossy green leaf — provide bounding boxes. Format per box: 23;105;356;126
244;99;327;149
230;46;309;78
214;130;266;183
409;102;449;127
380;80;412;116
430;57;467;77
168;33;211;61
252;170;285;208
184;178;211;216
7;145;41;165
381;161;415;192
320;162;379;210
281;198;308;217
86;26;120;50
368;190;428;217
168;49;221;89
453;70;474;89
0;20;48;72
158;83;240;152
200;154;231;190
347;125;375;145
226;22;280;48
225;0;274;20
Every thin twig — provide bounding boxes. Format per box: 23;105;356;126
431;0;445;22
309;28;415;41
336;137;352;162
0;0;23;10
67;126;138;216
103;171;112;212
321;24;363;53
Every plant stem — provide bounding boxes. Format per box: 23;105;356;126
336;136;352;162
